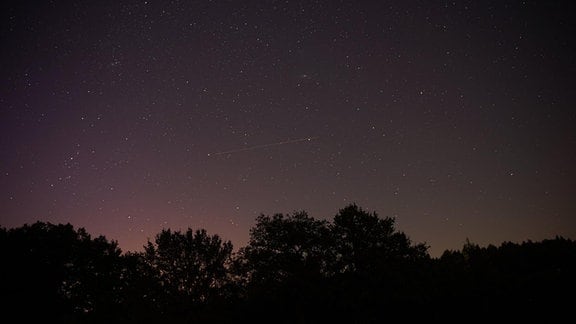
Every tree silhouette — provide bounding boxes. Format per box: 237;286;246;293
0;222;124;322
142;228;233;320
114;251;165;323
331;204;429;274
328;204;432;322
239;211;333;284
236;205;432;322
437;237;576;321
1;207;576;322
235;211;335;323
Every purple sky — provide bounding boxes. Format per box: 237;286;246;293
2;0;575;256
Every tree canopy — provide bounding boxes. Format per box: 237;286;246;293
1;204;575;322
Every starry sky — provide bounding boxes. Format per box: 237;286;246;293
1;0;575;256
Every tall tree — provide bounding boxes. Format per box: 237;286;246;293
237;211;334;323
239;211;333;285
143;228;233;316
328;205;432;322
332;204;429;274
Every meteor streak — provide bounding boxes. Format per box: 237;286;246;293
208;137;318;156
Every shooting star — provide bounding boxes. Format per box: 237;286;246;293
208;137;318;156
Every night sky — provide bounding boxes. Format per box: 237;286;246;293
2;0;575;256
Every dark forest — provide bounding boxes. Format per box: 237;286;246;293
2;204;574;323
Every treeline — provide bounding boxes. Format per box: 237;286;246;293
1;204;575;323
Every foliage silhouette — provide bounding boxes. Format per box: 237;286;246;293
0;222;124;322
142;228;234;321
235;211;334;323
436;237;576;321
233;205;433;322
1;205;575;323
332;204;429;274
239;211;333;284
